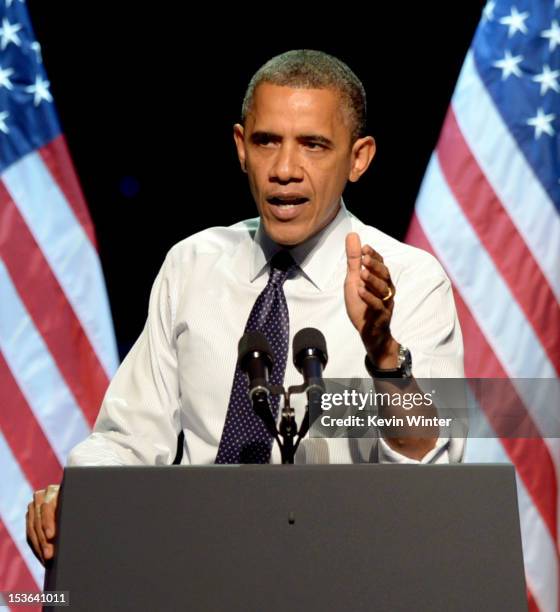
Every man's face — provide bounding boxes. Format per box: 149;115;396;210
234;83;374;246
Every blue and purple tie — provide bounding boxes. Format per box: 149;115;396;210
215;251;297;464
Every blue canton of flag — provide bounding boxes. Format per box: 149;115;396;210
0;0;60;172
476;0;560;209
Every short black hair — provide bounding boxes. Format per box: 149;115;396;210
241;49;367;142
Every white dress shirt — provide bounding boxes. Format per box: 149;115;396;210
68;202;465;467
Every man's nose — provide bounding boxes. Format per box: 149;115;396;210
269;143;304;183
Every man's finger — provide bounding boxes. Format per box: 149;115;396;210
44;484;60;504
43;484;59;540
358;287;392;331
41;500;57;542
33;490;49;558
26;502;44;565
358;285;385;311
345;233;362;277
361;244;384;263
360;268;390;300
362;255;391;282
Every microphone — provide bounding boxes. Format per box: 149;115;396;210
293;327;328;395
292;328;328;442
237;331;277;438
238;330;273;400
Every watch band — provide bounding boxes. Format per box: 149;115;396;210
365;345;412;379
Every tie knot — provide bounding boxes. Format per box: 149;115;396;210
269;251;296;286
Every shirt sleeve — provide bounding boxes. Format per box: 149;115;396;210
67;249;182;466
377;250;466;464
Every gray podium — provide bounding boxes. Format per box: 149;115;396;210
44;465;527;612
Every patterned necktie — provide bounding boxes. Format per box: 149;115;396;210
215;251;297;464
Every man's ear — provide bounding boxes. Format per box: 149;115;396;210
233;124;247;173
348;136;376;183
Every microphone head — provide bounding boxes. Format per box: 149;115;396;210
293;327;328;371
238;331;273;371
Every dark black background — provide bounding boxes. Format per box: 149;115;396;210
26;4;485;358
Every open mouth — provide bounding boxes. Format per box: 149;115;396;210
265;194;310;222
266;195;309;207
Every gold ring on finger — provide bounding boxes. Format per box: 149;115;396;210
382;287;394;302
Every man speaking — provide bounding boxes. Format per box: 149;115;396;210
27;49;464;564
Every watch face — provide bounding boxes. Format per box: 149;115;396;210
401;348;412;378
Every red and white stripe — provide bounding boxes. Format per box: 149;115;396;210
0;136;118;598
407;51;560;611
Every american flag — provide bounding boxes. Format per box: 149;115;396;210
0;0;118;604
407;1;560;610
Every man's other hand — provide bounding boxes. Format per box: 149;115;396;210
344;232;398;365
26;484;60;566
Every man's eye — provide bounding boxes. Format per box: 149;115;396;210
304;142;324;150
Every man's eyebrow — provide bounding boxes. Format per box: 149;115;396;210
249;131;334;147
250;131;281;143
297;134;334;147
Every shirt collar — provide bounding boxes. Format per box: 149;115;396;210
250;199;353;291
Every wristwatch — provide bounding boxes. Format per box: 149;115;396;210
365;344;412;379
